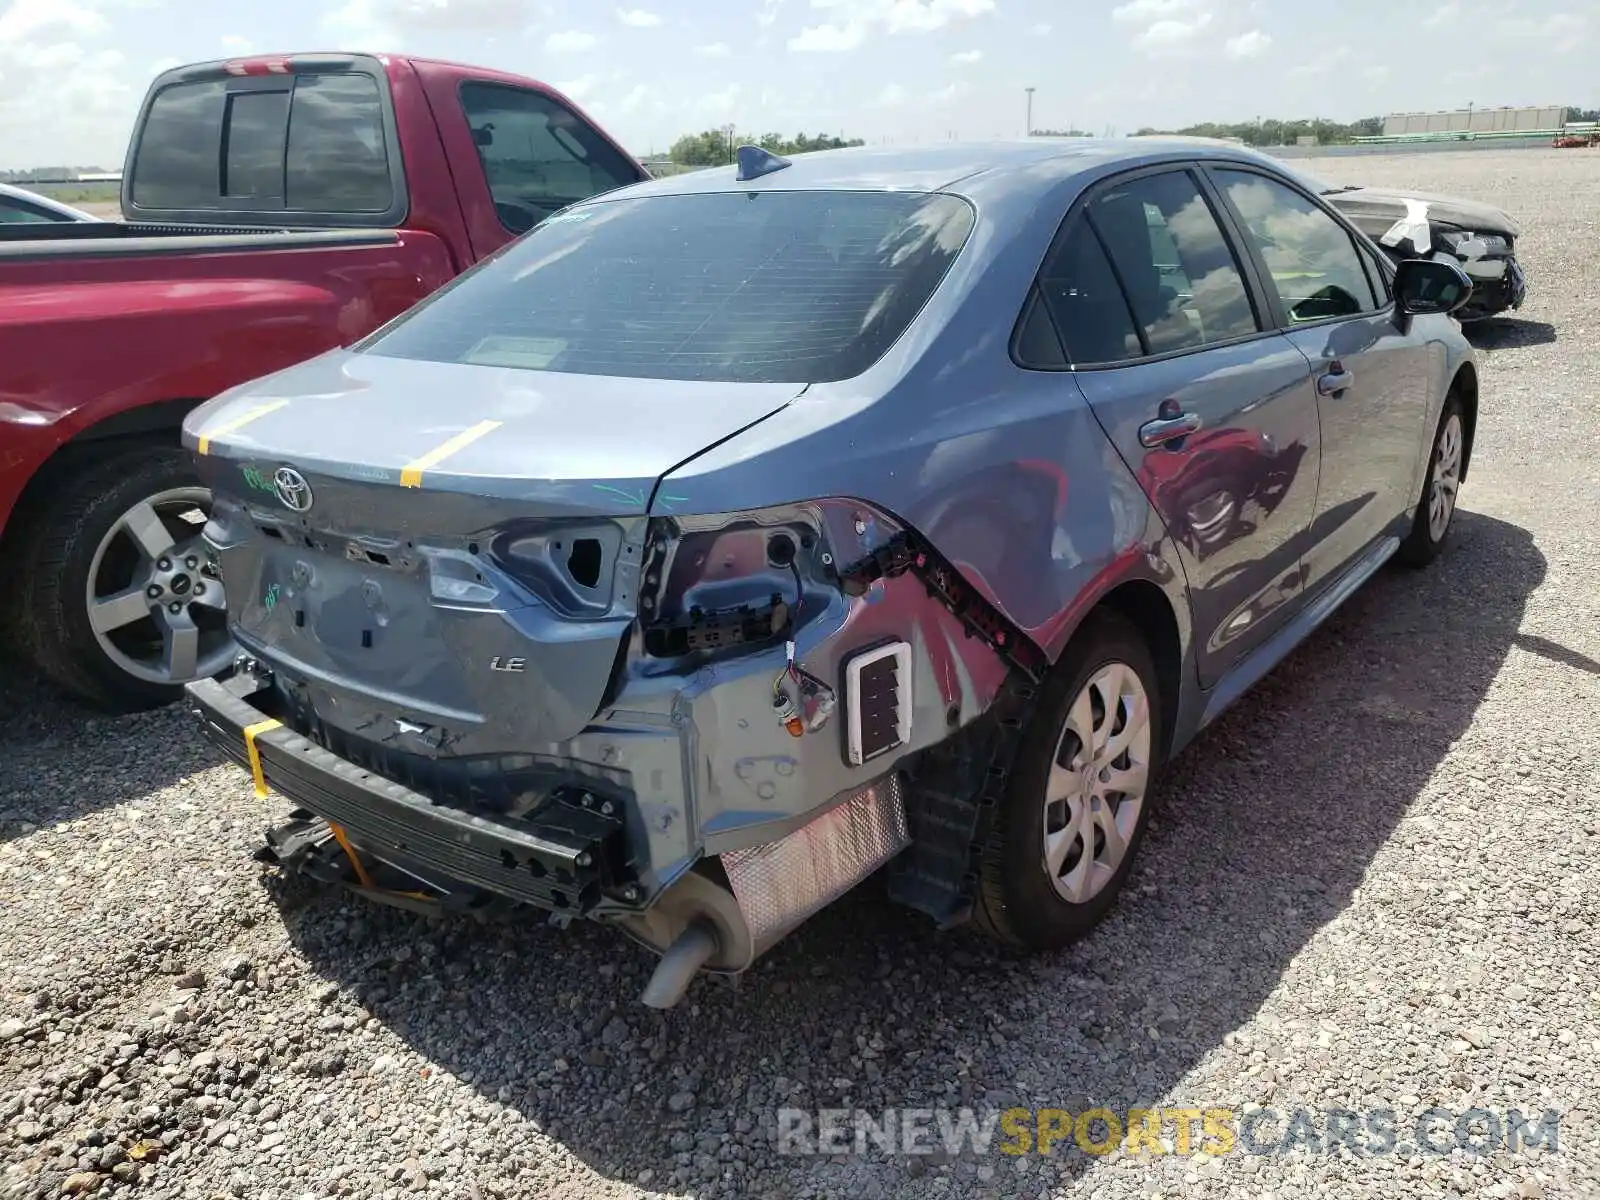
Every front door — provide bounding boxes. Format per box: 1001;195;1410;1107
1037;166;1322;686
1206;166;1435;593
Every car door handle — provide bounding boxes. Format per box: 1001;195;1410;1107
1139;412;1202;448
1317;367;1354;396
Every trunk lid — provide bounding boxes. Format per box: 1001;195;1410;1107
189;349;804;515
190;350;804;754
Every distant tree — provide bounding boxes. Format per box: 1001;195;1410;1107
668;130;864;166
1031;127;1091;137
1568;106;1600;123
1124;117;1384;146
0;166;113;182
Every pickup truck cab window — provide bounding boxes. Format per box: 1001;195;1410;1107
1211;168;1380;321
458;82;644;235
132;71;393;215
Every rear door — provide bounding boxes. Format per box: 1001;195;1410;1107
419;74;648;260
1022;164;1322;686
1205;165;1433;594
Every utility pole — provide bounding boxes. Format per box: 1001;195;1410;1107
1024;86;1035;136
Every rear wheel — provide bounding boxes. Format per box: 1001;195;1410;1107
11;443;233;712
974;609;1164;951
1398;392;1464;568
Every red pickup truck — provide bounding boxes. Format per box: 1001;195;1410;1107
0;52;648;710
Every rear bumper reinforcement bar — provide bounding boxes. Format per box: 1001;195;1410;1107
186;673;634;915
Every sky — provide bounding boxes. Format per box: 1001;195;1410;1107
0;0;1594;169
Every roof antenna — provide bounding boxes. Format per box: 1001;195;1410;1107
735;144;792;182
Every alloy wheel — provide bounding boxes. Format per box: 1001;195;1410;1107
1428;412;1463;542
1041;661;1153;904
83;487;234;686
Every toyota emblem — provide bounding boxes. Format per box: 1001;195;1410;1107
272;466;314;513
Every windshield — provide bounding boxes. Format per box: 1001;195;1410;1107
362;189;977;384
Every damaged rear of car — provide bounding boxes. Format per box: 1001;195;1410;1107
180;173;1035;1006
1318;183;1527;321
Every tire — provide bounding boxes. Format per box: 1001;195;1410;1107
974;608;1165;951
10;442;234;712
1397;391;1465;568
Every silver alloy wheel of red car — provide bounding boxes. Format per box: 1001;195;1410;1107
1040;661;1153;903
83;485;234;686
1428;412;1464;543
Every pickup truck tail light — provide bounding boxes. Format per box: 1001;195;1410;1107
223;58;291;75
220;54;356;76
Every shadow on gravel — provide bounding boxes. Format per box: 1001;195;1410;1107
1464;318;1557;350
0;663;222;843
1514;632;1600;676
269;509;1542;1200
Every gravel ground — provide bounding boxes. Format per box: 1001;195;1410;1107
3;147;1599;1200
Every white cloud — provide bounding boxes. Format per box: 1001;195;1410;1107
1030;21;1052;34
950;49;983;63
757;0;784;25
695;41;731;55
930;80;971;103
324;0;540;42
696;83;741;116
875;83;909;106
791;0;994;50
1133;12;1213;51
0;0;108;41
593;82;657;117
789;21;866;50
1496;11;1587;41
545;28;599;52
1422;2;1459;28
1224;29;1270;57
1288;44;1349;77
615;7;661;27
553;73;602;101
1110;0;1220;55
220;34;252;52
1111;0;1206;24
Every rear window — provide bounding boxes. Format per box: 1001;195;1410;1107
132;72;392;214
362;190;976;384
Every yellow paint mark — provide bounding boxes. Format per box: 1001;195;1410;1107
327;822;377;889
399;419;503;488
242;718;282;798
196;399;290;456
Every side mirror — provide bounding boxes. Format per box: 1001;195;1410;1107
1393;257;1472;317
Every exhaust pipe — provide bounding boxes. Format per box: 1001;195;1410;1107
640;919;720;1009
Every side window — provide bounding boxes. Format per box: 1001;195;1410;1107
1088;170;1260;356
459;82;642;236
0;196;62;224
1014;289;1069;367
1213;169;1381;321
1034;220;1141;365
